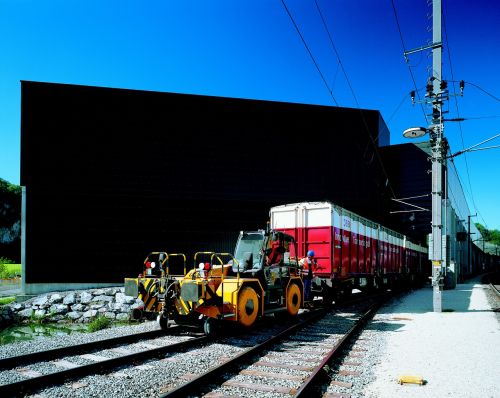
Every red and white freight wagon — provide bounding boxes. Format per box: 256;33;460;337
270;201;428;301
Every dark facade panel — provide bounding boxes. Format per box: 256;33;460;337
21;81;390;283
379;143;431;242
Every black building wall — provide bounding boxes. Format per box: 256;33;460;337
21;81;390;284
379;143;431;243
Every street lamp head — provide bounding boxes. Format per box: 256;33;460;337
403;127;427;139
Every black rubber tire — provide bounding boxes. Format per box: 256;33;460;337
157;313;170;330
203;317;219;336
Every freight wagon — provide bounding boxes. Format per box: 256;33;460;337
270;202;429;302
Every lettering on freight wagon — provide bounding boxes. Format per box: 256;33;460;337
336;234;372;247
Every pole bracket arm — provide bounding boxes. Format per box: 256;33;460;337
404;41;443;58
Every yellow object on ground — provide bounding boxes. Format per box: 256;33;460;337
398;375;424;385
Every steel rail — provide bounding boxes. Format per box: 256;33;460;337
489;283;500;298
162;294;389;398
160;309;328;398
0;328;175;370
0;335;209;397
294;298;386;397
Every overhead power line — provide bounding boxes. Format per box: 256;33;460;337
442;10;479;217
448;133;500;158
314;0;359;107
460;80;500;102
312;0;397;199
390;0;429;125
280;0;338;105
387;92;410;123
460;115;500;120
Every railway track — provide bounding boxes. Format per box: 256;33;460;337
0;327;193;370
161;294;387;398
0;313;305;397
0;293;389;397
0;328;206;397
490;283;500;298
481;272;500;298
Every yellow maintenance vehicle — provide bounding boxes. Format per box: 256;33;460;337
124;252;187;321
157;229;304;334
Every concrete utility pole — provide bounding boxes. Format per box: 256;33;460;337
403;0;446;312
430;0;444;312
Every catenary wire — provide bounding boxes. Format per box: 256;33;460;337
460;115;500;120
463;81;500;102
314;0;359;107
280;0;339;106
330;59;341;95
392;2;493;235
313;0;397;200
387;92;410;123
442;11;480;219
390;0;429;125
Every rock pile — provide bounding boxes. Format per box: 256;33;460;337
0;287;144;328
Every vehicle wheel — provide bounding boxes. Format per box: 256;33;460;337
203;317;219;336
157;312;170;330
342;283;352;299
286;283;302;316
237;286;259;327
321;287;334;308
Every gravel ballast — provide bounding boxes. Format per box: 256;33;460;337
2;279;498;397
0;320;160;359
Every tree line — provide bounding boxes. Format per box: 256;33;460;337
475;223;500;246
0;178;21;263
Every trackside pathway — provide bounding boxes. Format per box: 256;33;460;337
363;277;499;398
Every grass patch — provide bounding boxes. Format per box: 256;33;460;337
87;316;111;333
0;297;15;306
0;263;21;279
5;264;20;277
5;264;21;275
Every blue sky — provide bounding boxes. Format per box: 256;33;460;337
0;0;499;229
